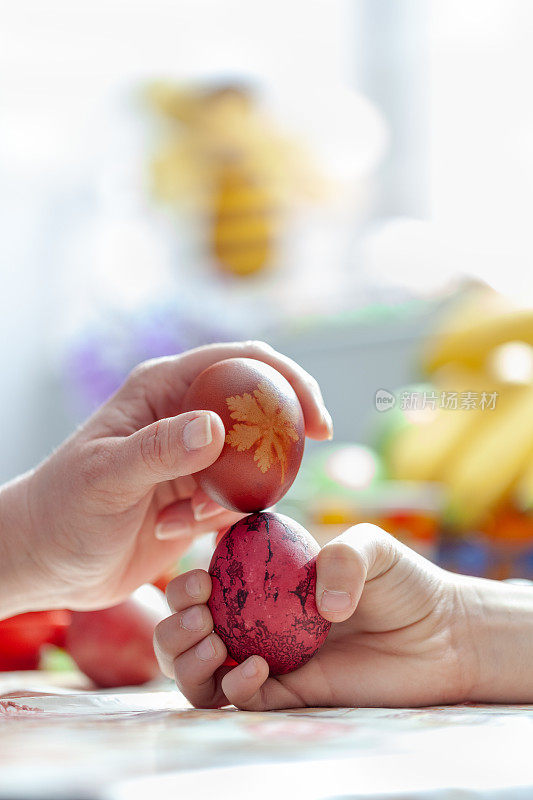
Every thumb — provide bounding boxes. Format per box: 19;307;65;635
112;411;225;497
315;523;399;623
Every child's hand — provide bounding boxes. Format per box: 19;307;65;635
1;342;332;617
154;524;480;709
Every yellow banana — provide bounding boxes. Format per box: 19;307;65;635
442;385;533;528
390;406;481;482
389;369;499;483
425;309;533;375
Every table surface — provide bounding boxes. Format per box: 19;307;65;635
2;671;533;800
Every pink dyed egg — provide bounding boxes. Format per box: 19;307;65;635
208;511;330;675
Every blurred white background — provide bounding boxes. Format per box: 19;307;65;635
1;0;533;482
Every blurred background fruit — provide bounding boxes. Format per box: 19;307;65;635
383;286;533;578
64;585;168;688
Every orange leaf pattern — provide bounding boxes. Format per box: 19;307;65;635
225;381;300;482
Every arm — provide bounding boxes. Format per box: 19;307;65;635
155;524;533;709
462;575;533;703
0;474;42;618
0;341;332;621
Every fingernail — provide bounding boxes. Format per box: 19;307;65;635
186;572;203;598
155;520;192;540
320;589;351;613
196;636;217;661
241;656;258;679
181;606;206;632
183;414;213;451
193;499;224;521
322;408;334;440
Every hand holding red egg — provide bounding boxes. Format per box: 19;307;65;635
155;524;474;711
1;341;332;619
181;358;305;513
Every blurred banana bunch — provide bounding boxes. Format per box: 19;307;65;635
387;287;533;531
146;81;324;277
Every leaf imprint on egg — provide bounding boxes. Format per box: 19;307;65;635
225;381;299;482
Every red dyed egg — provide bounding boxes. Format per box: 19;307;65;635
182;358;305;513
208;511;330;675
65;585;167;688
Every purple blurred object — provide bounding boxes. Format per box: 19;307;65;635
64;303;236;416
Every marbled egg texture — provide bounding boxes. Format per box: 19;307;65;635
208;512;331;674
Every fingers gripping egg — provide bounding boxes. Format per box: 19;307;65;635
208;512;331;675
182;358;305;512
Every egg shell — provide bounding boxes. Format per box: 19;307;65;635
182;357;305;513
208;511;331;675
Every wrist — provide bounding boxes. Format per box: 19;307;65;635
458;574;533;703
0;471;48;618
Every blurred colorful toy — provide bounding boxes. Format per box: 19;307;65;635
279;443;442;561
438;506;533;581
147;81;323;277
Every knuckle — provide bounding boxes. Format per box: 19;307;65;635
172;660;191;695
127;360;153;384
369;525;396;551
306;374;321;394
352;522;390;542
245;340;274;357
154;615;178;654
124;356;178;398
153;618;166;646
164;577;180;604
320;541;361;573
140;418;177;474
153;624;164;655
352;523;398;573
321;540;354;561
127;356;172;387
79;442;115;495
300;371;321;398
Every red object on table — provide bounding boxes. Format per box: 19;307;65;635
0;610;71;671
65;587;167;688
152;571;175;593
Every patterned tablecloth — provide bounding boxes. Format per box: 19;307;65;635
1;672;533;800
